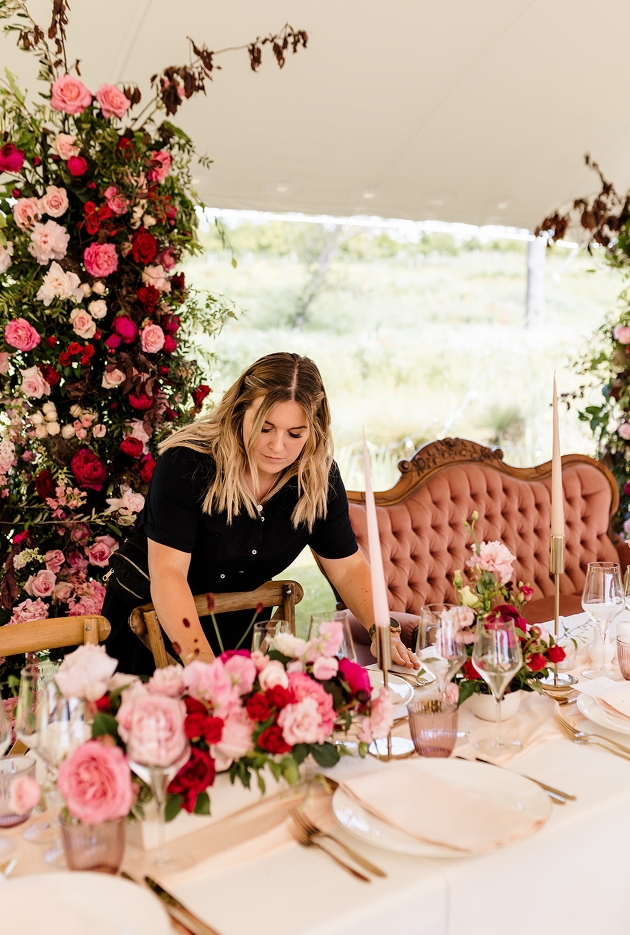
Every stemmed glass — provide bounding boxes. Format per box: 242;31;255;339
472;617;523;756
251;619;291;653
581;562;624;680
126;706;190;869
308;610;357;662
417;605;467;700
0;702;14;859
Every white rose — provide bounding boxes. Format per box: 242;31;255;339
92;281;106;295
30;412;44;425
61;424;75;439
273;633;307;658
0;242;13;274
80;282;92;296
92;424;107;437
34;424;48;438
69;404;82;418
44;410;57;422
46;421;60;435
143;215;157;227
258;660;289;691
102;368;125;389
88;299;107;319
70;308;96;339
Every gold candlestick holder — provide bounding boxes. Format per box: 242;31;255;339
540;535;577;692
368;626;415;760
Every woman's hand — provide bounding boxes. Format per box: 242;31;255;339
370;634;419;669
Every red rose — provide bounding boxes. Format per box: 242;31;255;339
136;285;160;311
162;313;180;335
68;342;83;356
98;204;113;222
128;392;153;411
0;142;25;173
85;214;100;235
203;717;224;745
192;385;211;408
11;188;21;198
246;693;271;722
164;407;178;421
86;181;97;189
39;364;60;386
95;695;112;714
257;725;291;755
84;202;97;215
46;335;58;348
185;697;207;716
139;455;156;483
547;644;566;664
82;343;95;359
265;685;295;709
32;156;41;167
528;653;547;673
462;658;482;680
119;436;144;458
58;351;71;366
167;748;216;813
35;468;55;500
158;365;170;376
170;272;185;291
67;155;88;176
70;447;107;491
163;335;177;354
131;229;157;265
184;712;208;741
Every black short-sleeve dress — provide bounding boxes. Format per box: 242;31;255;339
103;446;358;673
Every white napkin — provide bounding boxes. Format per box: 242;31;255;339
575;677;630;719
341;761;546;854
456;692;560;764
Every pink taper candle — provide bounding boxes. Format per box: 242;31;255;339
551;373;565;537
363;437;390;629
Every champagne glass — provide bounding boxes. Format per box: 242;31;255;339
308;610;357;662
472;617;523;756
417;605;467;699
581;562;624;679
251;619;291;653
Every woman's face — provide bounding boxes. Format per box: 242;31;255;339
243;399;310;478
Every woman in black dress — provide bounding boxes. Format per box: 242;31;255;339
103;352;417;674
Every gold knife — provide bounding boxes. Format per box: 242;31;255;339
144;876;224;935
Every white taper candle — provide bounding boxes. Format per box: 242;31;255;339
363;436;390;629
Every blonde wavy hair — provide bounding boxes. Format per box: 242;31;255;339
159;352;333;530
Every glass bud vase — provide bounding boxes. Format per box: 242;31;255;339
60;811;125;873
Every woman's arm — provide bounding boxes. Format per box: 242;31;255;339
315;550;418;668
147;539;215;664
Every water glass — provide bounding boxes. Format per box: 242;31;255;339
0;756;37;827
417;604;467;699
472;616;523;756
60;813;125;874
617;637;630;680
251;619;291;653
308;610;357;662
407;698;458;757
582;562;624;679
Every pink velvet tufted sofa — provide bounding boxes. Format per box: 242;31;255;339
328;438;627;664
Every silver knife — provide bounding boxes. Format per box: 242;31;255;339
144;876;224;935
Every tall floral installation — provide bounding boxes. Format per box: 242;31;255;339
0;0;307;695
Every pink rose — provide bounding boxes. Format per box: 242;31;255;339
39;186;68;218
53;580;74;603
147;665;185;698
467;540;516;585
83;243;118;277
140;324;165;354
52;133;80;160
213;707;254;771
12;196;40;230
5;318;41;351
338;657;371;695
619;423;630;440
123;694;188;768
57;741;135;824
278;697;326;745
70;308;96;339
66;549;89;570
9;775;41;816
156;247;176;270
55;644;118;702
223;654;257;695
43;549;65;573
258;660;290;692
70;523;91;544
251;650;270;672
9;597;49;625
183;660;239;719
20;366;50;398
288;671;336;736
357;688;395;743
142;265;171;293
85;535;119;567
51;74;92;115
0;242;13;274
92;424;106;438
103;185;128;215
147;151;172;183
96;83;130;119
102;367;125;389
312;656;339;680
614;325;630;344
24;569;56;598
29;220;70;264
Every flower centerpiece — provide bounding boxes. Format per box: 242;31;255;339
52;619;394;823
453;513;566;703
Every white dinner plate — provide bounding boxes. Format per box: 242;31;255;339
577;693;630;736
0;872;171;935
332;759;551;858
366;669;415;706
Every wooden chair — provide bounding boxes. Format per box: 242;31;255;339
128;580;304;669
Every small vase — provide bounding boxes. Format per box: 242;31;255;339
469;690;523;722
60;812;125;873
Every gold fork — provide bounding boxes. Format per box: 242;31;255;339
554;715;630;759
292;807;387;877
288;814;371;882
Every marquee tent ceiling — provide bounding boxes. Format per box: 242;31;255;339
3;0;630;231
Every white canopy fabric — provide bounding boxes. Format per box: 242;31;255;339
3;0;630;231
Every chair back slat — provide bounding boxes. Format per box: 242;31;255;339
0;614;110;657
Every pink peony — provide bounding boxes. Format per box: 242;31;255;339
113;316;138;344
140;324;165;354
312;656;339;680
70;308;96;339
12;196;40;230
619;423;630;441
278;697;326;745
28;220;70;264
102;367;125;389
35;261;82;306
24;569;56;598
0;242;13;274
39;186;68;218
223;654;257;695
0;142;25;173
122;694;188;768
9;775;41;815
5;318;41;351
614;325;630;344
467;540;516;585
85;535;119;567
183;659;239;719
213;707;254;770
51;74;92;115
103;185;128;215
96;83;130;119
52;133;80;160
258;660;289;691
142;264;171;293
55;644;118;701
9;597;49;625
57;741;135;824
357;688;395;743
83;243;118;277
147;665;185;698
147;151;172;183
20;366;50;399
289;672;336;737
43;549;65;573
338;657;371;695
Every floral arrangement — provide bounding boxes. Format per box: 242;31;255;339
51;619;394;823
453;514;565;702
0;0;306;696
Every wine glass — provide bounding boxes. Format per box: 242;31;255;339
581;562;624;679
308;610;357;662
251;619;291;653
417;605;467;699
0;702;14;860
472;617;523;756
126;705;190;869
